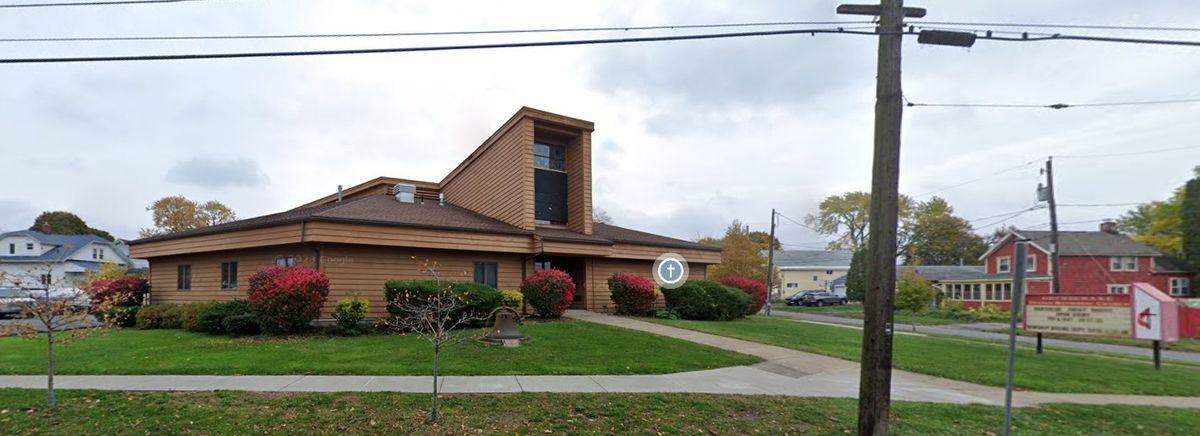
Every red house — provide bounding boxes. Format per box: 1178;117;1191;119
913;222;1193;310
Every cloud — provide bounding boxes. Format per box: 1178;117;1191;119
165;156;270;189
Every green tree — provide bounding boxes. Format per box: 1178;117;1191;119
1119;193;1184;256
29;211;114;241
1183;177;1200;267
139;196;238;238
748;230;782;251
845;248;866;302
805;191;913;251
903;197;987;265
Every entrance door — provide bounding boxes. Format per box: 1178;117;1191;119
534;256;587;309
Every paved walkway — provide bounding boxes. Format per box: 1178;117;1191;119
1;311;1197;409
767;310;1200;363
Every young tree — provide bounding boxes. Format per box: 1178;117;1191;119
0;266;117;407
592;209;614;224
895;269;937;313
29;211;114;241
805;191;913;251
139;196;238;237
748;230;782;251
903;197;987;265
1183;177;1200;267
384;260;484;423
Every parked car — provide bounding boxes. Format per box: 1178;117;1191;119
0;288;34;318
799;291;847;307
785;290;823;306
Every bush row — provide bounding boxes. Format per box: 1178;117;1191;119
661;280;753;321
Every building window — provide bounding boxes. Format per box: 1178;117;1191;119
177;265;192;290
221;262;239;290
812;275;819;281
91;248;104;260
7;243;13;254
275;256;297;267
1002;283;1013;301
533;142;566;171
1107;284;1130;294
473;262;498;288
25;243;33;250
984;283;994;301
1170;278;1191;296
786;283;798;288
997;257;1011;273
1026;254;1036;272
825;270;834;275
1110;256;1138;272
972;284;981;300
40;274;51;286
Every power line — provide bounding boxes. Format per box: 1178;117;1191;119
912;160;1036;197
0;27;885;64
911;20;1200;33
0;0;200;8
905;96;1200;110
1057;202;1142;208
970;205;1043;231
1055;145;1200;159
0;20;877;43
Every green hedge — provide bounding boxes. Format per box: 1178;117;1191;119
196;300;253;335
383;280;502;326
661;280;752;321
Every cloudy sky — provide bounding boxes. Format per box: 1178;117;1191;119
1;0;1198;248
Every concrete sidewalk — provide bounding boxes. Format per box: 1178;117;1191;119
767;309;1200;363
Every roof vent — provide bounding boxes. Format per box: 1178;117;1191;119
1099;220;1119;234
438;193;445;206
393;183;416;204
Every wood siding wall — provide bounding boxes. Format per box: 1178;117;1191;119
147;243;525;319
565;130;593;235
585;258;708;313
147;245;316;305
440;118;534;230
302;222;532;254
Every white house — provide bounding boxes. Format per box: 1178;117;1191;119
0;230;135;291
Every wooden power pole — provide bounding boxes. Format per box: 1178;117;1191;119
857;0;905;434
765;208;777;316
1045;157;1061;294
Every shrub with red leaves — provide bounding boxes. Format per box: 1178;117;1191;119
719;275;768;315
85;275;148;309
520;269;575;318
246;266;330;334
607;273;657;316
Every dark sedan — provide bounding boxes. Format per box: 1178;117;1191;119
797;291;847;307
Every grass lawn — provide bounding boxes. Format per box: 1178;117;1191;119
991;329;1200;353
774;304;987;326
0;320;759;376
1;390;1196;435
649;316;1200;396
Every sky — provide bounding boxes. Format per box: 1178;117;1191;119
1;0;1198;249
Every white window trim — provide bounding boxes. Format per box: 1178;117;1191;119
997;256;1011;273
1110;256;1138;272
1169;278;1190;296
1026;254;1037;272
1106;284;1130;294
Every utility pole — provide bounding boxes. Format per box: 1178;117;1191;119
765;208;777;316
836;3;966;434
857;1;905;434
1045;157;1061;294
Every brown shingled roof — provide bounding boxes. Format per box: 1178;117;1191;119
593;223;720;252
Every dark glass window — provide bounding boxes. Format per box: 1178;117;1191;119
473;262;498;288
534;142;565;171
221;262;239;289
177;265;192;290
276;256;297;267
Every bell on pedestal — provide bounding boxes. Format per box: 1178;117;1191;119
482;307;527;347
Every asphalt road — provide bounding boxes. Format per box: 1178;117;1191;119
768;309;1200;364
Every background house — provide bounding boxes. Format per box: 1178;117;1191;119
0;230;135;290
771;250;853;297
912;222;1193;309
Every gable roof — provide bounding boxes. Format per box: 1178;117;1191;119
0;230;128;263
771;250;854;268
591;223;719;252
980;229;1162;260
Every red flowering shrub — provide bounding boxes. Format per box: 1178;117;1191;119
520;269;575;318
607;273;657;316
719;276;768;315
86;275;149;309
246;266;330;334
